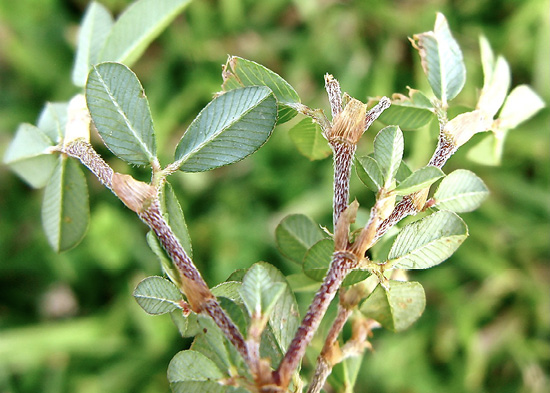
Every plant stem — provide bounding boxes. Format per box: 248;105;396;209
274;252;357;388
374;132;458;241
331;142;357;228
63;139;250;366
64;140;114;190
307;305;351;393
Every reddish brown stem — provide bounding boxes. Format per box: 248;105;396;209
374;132;458;242
274;252;357;388
63;139;250;366
307;305;351;393
331;142;357;229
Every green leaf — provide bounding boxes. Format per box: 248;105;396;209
86;62;157;165
377;105;433;130
99;0;191;66
394;166;445;196
302;239;334;282
146;231;181;286
329;354;362;391
288;117;332;160
171;310;200;338
252;262;299;353
37;102;69;142
286;273;320;293
360;281;426;332
175;86;277;172
302;239;370;285
133;276;183;315
373;125;404;187
395;160;413;183
355;155;384;192
160;182;193;257
443;109;492;148
479;35;495;86
222;56;301;124
41;157;89;252
433;169;489;212
466;132;504;166
211;282;243;304
240;263;286;319
3;123;57;189
477;54;510;118
388;211;468;269
192;315;241;375
497;85;545;130
412;13;466;104
72;2;114;87
275;214;327;264
168;350;225;393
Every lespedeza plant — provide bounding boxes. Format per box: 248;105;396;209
4;2;544;392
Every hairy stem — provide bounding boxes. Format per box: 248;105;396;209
64;140;114;190
274;252;357;388
374;132;458;241
307;305;351;393
63;139;250;365
331;142;356;228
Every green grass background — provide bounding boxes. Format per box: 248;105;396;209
0;0;548;392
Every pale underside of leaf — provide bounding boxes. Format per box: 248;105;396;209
99;0;191;66
86;62;156;165
389;211;468;269
72;1;114;87
3;123;57;188
41;157;89;252
373;126;404;186
434;169;489;212
413;13;466;104
133;276;183;315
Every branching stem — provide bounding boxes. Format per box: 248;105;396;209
62;139;251;366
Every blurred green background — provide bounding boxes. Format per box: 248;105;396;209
1;0;548;392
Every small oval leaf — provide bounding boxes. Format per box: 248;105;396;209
360;281;426;332
477;55;510;118
72;2;114;87
377;104;434;130
388;211;468;269
222;56;300;124
160;182;192;257
466;132;503;166
42;157;89;252
86;62;157;165
240;263;286;319
373;125;404;187
412;13;466;104
4;123;57;189
275;214;327;264
433;169;489;212
37;102;69;142
253;262;299;353
99;0;191;66
497;85;545;130
168;350;225;393
394;166;445;196
288;117;332;160
175;86;277;172
302;239;370;285
146;231;181;286
355;155;384;192
133;276;182;315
